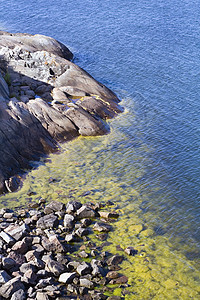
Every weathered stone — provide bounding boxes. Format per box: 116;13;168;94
0;277;25;299
78;250;89;258
36;214;58;229
63;214;75;229
65;201;82;214
93;222;112;232
8;252;26;265
108;265;121;272
32;243;44;254
76;262;92;276
99;211;119;219
93;277;108;286
78;286;88;296
29;210;42;217
81;218;92;227
107;255;124;266
79;278;94;289
79;244;86;251
44;285;60;297
32;236;41;244
25;250;40;262
10;289;26;300
58;272;76;284
22;269;37;284
55;253;69;265
106;271;121;279
91;250;98;257
65;105;109;136
3;212;15;219
27;287;36;298
41;254;53;264
11;240;29;254
66;284;77;293
25;89;35;98
41;236;62;253
46;259;65;276
28;202;39;209
11;271;23;277
67;261;80;271
109;275;128;284
91;292;107;300
0;231;15;245
65;233;76;243
91;259;105;277
124;246;138;256
49;234;65;252
44;201;65;215
75;227;89;237
2;257;17;271
4;223;29;241
0;271;11;284
60;86;87;97
51;88;69;102
20;262;37;274
4;176;20;193
36;269;51;278
30;257;45;269
76;205;97;219
35;84;51;95
36;292;49;300
36;277;54;289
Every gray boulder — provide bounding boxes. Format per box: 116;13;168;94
36;214;58;229
0;271;11;284
0;277;25;299
10;289;26;300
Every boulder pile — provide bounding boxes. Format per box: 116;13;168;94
0;199;136;299
0;31;123;194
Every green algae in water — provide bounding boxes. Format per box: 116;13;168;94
0;103;200;299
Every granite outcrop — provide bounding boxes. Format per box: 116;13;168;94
0;31;123;194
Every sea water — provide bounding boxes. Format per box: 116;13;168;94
0;0;200;298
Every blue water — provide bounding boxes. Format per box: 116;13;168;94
1;0;200;253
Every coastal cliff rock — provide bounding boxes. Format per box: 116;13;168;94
0;31;123;194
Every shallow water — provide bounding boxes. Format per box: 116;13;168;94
0;0;200;298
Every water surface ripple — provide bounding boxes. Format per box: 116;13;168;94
0;0;200;298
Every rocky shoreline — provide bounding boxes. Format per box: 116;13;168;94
0;31;123;194
0;199;136;299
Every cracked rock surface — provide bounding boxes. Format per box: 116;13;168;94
0;31;123;194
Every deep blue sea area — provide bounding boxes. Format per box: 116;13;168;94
0;0;200;261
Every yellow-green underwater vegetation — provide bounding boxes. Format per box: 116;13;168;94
0;98;200;299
